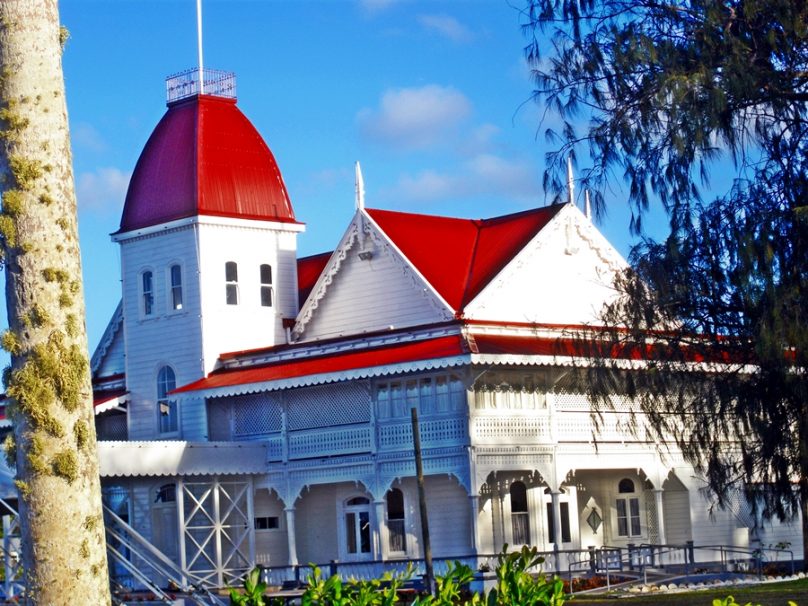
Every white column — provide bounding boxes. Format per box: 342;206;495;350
551;490;563;549
284;507;298;566
374;500;387;561
653;489;667;545
469;495;480;552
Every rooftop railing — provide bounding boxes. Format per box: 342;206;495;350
165;68;236;104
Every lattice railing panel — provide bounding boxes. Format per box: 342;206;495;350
287;383;370;430
473;416;551;443
288;425;372;458
266;436;283;461
553;392;635;411
378;417;467;450
554;412;647;441
233;393;282;438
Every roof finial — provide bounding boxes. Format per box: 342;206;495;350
566;154;575;206
355;161;365;210
584;189;592;220
196;0;204;94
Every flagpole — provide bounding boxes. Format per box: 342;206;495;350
196;0;204;94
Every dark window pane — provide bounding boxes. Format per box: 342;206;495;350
510;482;528;513
261;285;273;307
346;512;356;553
260;264;272;285
226;284;239;305
387;489;404;519
225;262;238;282
359;511;371;553
618;478;635;494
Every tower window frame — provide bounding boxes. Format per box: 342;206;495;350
260;264;273;307
225;261;239;305
157;365;178;434
141;270;154;317
169;264;183;311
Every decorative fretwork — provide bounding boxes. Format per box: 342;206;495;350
233;393;282;438
378;417;467;450
289;425;373;459
473;416;551;443
287;384;370;431
553;392;634;411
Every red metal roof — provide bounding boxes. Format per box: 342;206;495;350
297;251;332;307
366;205;563;311
174;335;468;393
119;95;296;233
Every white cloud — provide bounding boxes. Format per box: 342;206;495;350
72;122;107;153
358;84;472;150
418;14;473;43
391;153;538;202
76;167;131;214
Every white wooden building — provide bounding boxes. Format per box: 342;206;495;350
82;71;803;587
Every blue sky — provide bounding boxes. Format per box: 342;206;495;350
7;0;676;365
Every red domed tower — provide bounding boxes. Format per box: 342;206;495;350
113;70;304;441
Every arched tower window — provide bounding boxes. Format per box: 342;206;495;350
170;264;183;310
225;262;239;305
616;478;641;537
157;366;177;433
260;264;273;307
141;270;154;316
386;488;406;553
510;481;530;544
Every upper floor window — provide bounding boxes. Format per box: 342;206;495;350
157;365;177;434
260;264;273;307
141;271;154;316
170;264;183;311
376;375;465;420
225;262;239;305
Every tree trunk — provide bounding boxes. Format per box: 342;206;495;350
0;1;111;603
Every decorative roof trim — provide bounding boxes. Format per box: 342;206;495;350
113;213;304;242
97;440;267;477
90;301;124;375
293;209;455;340
175;354;469;400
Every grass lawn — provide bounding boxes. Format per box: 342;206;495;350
568;578;808;606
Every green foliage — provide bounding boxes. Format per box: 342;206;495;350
230;567;268;606
486;546;565;606
301;564;409;606
524;0;808;562
412;561;478;606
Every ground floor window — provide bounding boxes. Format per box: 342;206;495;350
616;478;642;537
546;501;571;544
510;481;530;544
344;496;372;556
386;488;406;553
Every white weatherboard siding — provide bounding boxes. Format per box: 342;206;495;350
299;232;451;342
197;220;301;373
424;475;472;557
662;474;693;545
119;226;205;441
296;484;340;564
464;205;626;325
254;488;289;566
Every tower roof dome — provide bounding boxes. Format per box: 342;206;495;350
119;93;295;233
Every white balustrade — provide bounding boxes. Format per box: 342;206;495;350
288;425;373;458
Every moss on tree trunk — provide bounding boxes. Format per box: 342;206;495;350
0;0;111;603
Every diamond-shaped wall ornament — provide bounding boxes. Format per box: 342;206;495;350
587;508;603;534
